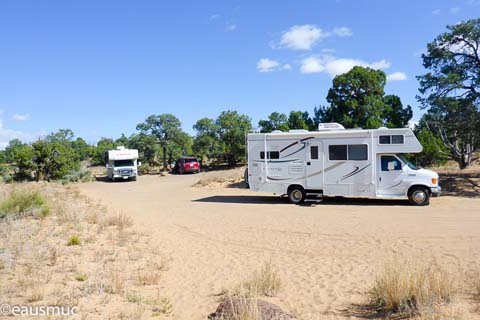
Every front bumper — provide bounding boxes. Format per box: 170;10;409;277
431;186;442;197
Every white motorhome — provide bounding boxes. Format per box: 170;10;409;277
105;146;140;181
246;123;441;205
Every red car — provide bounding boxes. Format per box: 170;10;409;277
173;157;201;174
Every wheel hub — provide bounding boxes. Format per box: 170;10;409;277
292;190;302;201
413;190;426;203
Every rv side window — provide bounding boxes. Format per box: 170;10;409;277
310;146;319;160
381;156;402;171
379;135;391;144
379;135;404;144
392;135;404;144
329;145;347;160
260;151;280;159
348;145;368;160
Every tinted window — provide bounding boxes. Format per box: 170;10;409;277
381;156;402;171
379;135;391;144
114;160;134;167
310;146;319;160
184;158;198;163
392;135;404;144
260;151;280;159
329;145;347;160
348;145;368;160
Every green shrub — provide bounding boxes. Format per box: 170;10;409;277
0;189;50;219
61;169;94;184
67;235;81;246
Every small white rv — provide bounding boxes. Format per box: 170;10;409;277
246;123;441;205
105;146;140;181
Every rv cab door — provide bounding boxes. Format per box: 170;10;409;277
377;155;406;196
306;142;323;190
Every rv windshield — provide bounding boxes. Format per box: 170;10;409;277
397;154;417;170
114;160;134;167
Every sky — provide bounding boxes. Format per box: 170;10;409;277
1;0;479;148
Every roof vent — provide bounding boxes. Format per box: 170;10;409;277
318;123;345;131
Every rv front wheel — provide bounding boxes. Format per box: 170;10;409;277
408;186;430;206
288;186;305;204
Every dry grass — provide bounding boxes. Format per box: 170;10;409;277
469;268;480;301
220;261;281;302
0;188;50;219
0;183;171;318
226;289;261;320
194;168;245;187
103;211;134;230
369;257;457;316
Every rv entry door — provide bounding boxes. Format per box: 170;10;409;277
306;141;323;190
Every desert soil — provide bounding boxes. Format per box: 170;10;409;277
78;171;480;319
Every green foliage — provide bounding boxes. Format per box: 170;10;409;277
419;98;480;169
5;139;35;181
128;133;159;166
414;127;449;167
383;95;413;128
193;111;252;165
417;19;480;168
417;18;480;107
92;137;116;165
67;235;81;246
258;112;289;132
137;114;192;169
322;66;412;129
216;110;252;165
32;139;79;181
287;110;309;130
0;189;50;219
193;117;224;162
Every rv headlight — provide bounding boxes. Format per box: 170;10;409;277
432;178;438;185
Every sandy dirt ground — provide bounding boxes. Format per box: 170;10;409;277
78;172;480;319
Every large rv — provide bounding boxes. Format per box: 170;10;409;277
105;146;140;181
246;123;441;206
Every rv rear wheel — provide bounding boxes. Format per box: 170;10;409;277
408;186;430;206
288;186;305;204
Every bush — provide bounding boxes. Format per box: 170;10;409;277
0;189;50;219
67;235;81;246
61;169;94;184
369;258;456;315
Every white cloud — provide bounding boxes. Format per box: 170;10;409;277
432;9;441;15
257;58;280;72
300;55;391;77
450;7;461;14
282;64;292;70
300;57;325;73
225;23;236;32
277;24;353;50
387;72;408;82
369;59;391;69
209;14;220;21
280;24;328;50
332;26;353;37
12;113;30;121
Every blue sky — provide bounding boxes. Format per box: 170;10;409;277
1;0;479;147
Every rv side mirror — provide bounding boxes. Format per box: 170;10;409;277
387;162;395;171
138;161;142;167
